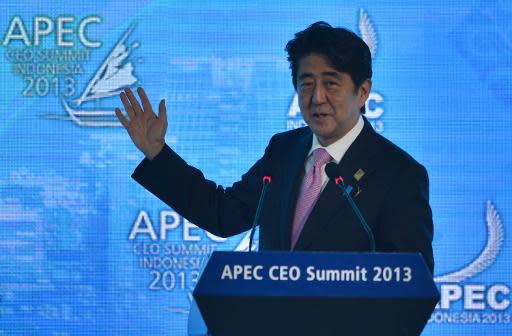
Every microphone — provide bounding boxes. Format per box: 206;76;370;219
248;175;272;252
325;163;376;251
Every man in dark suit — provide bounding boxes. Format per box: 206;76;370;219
116;22;434;273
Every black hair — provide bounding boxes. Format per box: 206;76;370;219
285;21;372;113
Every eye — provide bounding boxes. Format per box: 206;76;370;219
299;81;313;90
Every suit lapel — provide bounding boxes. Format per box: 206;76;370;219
279;129;312;250
294;118;382;250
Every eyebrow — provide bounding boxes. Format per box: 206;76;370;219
298;71;342;81
322;71;342;79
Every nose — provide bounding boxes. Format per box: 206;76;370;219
312;84;327;105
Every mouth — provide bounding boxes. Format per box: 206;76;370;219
312;112;330;118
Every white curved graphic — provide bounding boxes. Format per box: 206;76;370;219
60;98;123;127
74;25;139;106
359;9;377;59
434;201;504;283
48;25;139;127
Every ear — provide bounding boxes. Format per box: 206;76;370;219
357;79;372;109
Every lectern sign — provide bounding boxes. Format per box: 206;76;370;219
201;252;431;297
194;251;439;336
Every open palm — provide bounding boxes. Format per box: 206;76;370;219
115;87;167;160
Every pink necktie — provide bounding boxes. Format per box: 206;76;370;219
290;148;332;250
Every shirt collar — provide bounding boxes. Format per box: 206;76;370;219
307;115;364;163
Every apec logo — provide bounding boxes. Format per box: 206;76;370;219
2;15;101;102
1;15;140;127
2;15;101;48
286;9;384;133
430;201;510;324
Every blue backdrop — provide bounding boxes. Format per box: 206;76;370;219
0;1;511;335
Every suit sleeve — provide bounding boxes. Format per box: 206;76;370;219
378;163;435;274
131;143;271;238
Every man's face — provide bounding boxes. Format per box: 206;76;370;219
297;53;371;146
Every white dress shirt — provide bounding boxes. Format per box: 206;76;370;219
303;115;364;190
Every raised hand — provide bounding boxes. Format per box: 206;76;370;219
115;87;167;160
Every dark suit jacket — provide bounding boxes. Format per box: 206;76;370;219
132;117;434;273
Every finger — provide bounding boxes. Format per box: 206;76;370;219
115;107;130;128
158;99;167;125
120;92;135;120
137;87;155;116
125;87;143;115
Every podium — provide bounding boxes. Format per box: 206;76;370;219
193;251;439;336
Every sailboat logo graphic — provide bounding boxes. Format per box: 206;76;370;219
55;26;139;127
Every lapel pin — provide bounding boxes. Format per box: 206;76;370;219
353;186;362;198
353;168;365;181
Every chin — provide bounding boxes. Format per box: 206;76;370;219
310;125;335;137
